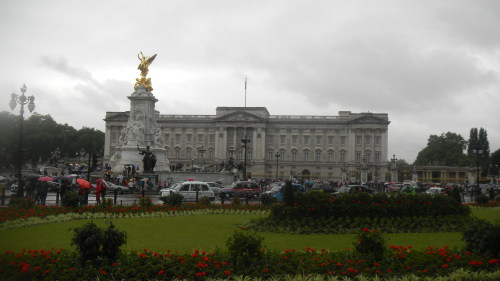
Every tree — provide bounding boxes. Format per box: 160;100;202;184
0;111;104;170
467;127;490;177
414;132;468;166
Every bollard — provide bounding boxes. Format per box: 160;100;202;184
196;190;199;203
220;193;225;205
56;189;60;205
246;191;250;205
114;189;118;205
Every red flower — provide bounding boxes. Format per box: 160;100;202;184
224;270;231;275
99;269;106;275
441;264;449;268
158;270;164;275
262;268;269;273
112;262;118;266
363;227;369;232
489;259;499;264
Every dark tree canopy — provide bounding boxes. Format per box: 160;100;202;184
0;111;104;170
414;132;468;166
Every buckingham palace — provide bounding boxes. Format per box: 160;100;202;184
104;106;390;181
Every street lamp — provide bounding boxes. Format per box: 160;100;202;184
241;136;251;180
9;84;35;197
274;151;280;179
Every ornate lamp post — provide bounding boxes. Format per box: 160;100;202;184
9;84;35;197
241;136;251;180
274;152;281;179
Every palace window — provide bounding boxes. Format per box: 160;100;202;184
316;136;322;146
186;134;192;144
197;134;204;143
375;151;381;164
304;150;310;161
355;151;361;163
186;147;192;159
209;134;215;144
355;136;362;145
375;136;381;145
365;135;371;145
341;136;347;145
280;135;286;145
315;150;322;162
291;149;297;162
292;135;298;145
328;136;334;145
340;150;346;163
175;147;181;159
175;134;181;144
304;135;310;145
328;150;334;163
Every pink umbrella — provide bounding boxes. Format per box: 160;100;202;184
38;176;53;182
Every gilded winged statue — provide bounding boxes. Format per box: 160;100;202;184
135;52;157;91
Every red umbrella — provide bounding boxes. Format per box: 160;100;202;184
77;178;92;189
38;176;53;182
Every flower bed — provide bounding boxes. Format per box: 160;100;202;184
0;202;271;225
1;245;498;280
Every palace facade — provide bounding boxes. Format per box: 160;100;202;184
104;107;390;180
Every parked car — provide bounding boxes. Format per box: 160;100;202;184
425;187;444;195
102;180;130;194
206;182;223;197
159;181;215;201
333;185;373;195
260;182;306;202
220;180;262;198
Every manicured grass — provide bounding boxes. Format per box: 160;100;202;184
0;214;465;253
470;206;500;223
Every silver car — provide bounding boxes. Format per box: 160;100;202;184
160;181;215;201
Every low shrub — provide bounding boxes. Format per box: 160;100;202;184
199;196;212;206
71;221;126;266
353;227;386;260
8;197;34;209
463;219;500;258
231;196;241;205
138;196;152;208
226;231;264;271
160;193;184;206
259;193;276;205
476;194;489;205
61;191;80;209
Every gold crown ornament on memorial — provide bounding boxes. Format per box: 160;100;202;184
134;52;157;92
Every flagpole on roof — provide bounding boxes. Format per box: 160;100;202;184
244;77;247;107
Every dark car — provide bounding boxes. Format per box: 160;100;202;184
333;185;373;195
260;182;306;202
220;180;262;198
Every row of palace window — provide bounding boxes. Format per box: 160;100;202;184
167;146;381;164
267;135;382;146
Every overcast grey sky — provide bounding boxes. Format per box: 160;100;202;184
1;0;499;163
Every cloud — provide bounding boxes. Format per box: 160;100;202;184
39;56;96;83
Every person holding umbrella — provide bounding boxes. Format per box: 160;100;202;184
76;178;91;205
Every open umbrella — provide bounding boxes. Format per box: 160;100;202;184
38;176;53;182
76;178;92;189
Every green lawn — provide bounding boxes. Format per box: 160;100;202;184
0;214;465;253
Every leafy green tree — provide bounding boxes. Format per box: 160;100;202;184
0;111;104;170
414;132;468;166
467;127;490;177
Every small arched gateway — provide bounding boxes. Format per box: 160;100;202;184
301;169;311;179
